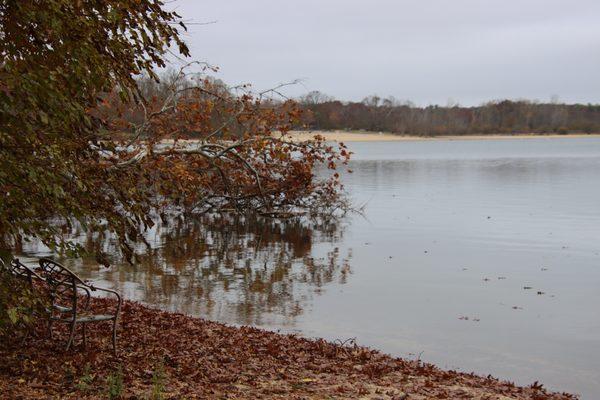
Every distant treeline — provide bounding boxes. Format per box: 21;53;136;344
297;91;600;136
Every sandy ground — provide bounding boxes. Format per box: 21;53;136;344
287;130;600;142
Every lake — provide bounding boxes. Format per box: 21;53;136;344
21;136;600;398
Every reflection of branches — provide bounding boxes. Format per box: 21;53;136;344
20;213;351;326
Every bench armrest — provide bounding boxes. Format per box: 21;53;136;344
87;285;122;317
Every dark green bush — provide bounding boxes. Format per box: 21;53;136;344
0;258;46;337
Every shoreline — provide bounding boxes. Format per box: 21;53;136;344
288;130;600;142
0;298;577;399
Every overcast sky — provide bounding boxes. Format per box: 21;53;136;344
172;0;600;106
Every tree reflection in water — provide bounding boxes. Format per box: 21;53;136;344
21;213;352;327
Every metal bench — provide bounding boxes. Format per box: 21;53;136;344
6;257;122;354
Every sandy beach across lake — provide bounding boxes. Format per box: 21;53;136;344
287;130;600;142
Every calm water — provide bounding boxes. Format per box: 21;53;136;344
21;137;600;398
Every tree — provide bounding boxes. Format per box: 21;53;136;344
0;0;182;253
0;1;349;329
299;91;334;106
299;95;600;136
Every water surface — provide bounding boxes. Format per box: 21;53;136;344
22;136;600;398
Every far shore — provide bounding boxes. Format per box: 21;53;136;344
157;131;600;146
287;130;600;142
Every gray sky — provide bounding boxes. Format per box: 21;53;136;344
172;0;600;106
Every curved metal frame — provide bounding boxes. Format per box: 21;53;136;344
37;258;122;354
9;258;92;313
8;258;44;284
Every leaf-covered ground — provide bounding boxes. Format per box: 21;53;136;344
0;298;577;399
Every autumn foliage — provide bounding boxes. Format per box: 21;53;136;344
93;69;351;227
0;2;349;263
0;0;349;335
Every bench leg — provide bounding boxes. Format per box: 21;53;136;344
66;321;76;351
82;323;87;349
112;319;117;355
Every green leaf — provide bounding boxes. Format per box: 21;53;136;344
8;307;19;325
39;111;49;125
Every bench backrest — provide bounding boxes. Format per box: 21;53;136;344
38;258;83;316
9;259;43;284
